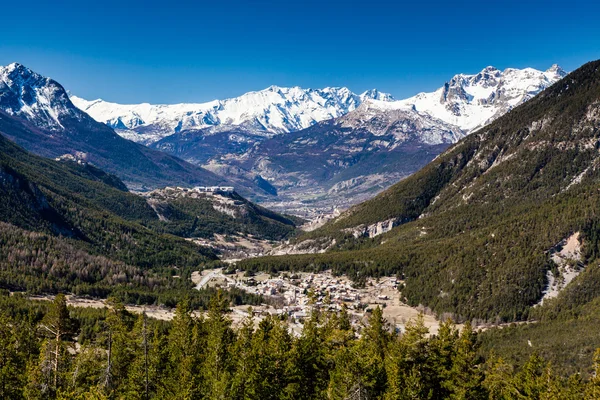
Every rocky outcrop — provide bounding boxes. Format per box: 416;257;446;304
343;217;401;239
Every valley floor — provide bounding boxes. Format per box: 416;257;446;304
195;268;445;334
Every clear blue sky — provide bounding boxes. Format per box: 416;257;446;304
1;0;598;104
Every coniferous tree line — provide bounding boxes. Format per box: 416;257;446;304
1;292;600;399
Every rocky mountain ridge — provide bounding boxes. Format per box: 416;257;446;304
145;65;565;214
71;86;395;144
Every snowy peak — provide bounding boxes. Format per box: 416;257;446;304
391;64;566;132
0;63;84;130
338;99;465;146
71;86;394;144
545;64;568;80
67;63;565;145
360;89;395;102
323;64;565;147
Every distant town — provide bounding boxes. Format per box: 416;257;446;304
191;268;441;335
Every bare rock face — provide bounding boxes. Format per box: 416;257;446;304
399;64;567;133
343;217;402;239
269;237;337;255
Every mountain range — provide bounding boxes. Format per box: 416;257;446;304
0;63;272;195
2;53;600;380
70;64;565;215
71;86;395;144
0;62;568;214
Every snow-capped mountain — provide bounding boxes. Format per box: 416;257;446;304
393;64;567;132
0;62;84;130
191;64;567;214
71;86;395;144
0;62;263;193
1;61;568;214
338;100;465;145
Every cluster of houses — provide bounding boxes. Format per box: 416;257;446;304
194;186;235;193
195;268;406;334
234;272;398;322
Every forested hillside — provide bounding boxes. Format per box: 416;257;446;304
1;292;599;399
239;60;600;323
0;129;299;304
141;188;300;241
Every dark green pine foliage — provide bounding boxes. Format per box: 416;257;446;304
144;191;300;241
2;292;600;399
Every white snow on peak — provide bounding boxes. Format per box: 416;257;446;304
71;86;396;144
360;89;395;102
369;65;567;133
0;63;81;130
71;64;565;145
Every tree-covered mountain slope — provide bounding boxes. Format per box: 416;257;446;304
0;128;299;297
239;60;600;322
0;130;217;294
139;186;300;241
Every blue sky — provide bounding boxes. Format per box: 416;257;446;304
1;0;598;103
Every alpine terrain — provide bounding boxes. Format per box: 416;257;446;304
72;65;566;216
71;86;395;144
5;0;600;397
204;65;566;215
241;59;600;338
0;63;269;195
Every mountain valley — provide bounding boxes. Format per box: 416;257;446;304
5;1;600;397
71;65;566;216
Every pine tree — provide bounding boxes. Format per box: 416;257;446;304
68;345;107;398
27;294;76;398
327;342;365;400
248;314;293;399
430;319;458;398
384;314;432;400
483;355;517;400
124;313;152;400
512;353;551;399
203;290;235;399
167;298;204;399
357;306;391;398
0;313;36;399
229;309;257;400
101;297;135;395
149;326;171;399
287;310;328;399
445;322;486;399
586;348;600;399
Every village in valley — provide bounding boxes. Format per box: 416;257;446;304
191;268;442;335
